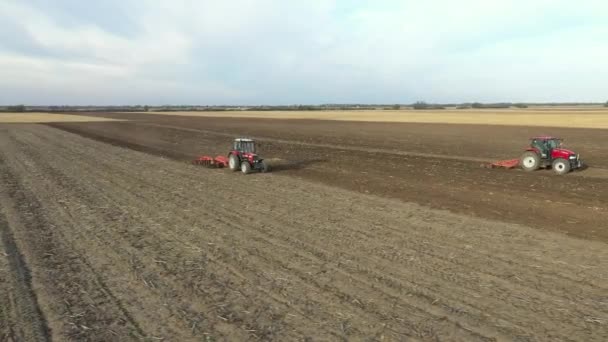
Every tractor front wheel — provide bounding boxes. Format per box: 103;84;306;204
520;152;540;172
552;158;571;175
229;154;239;171
241;161;252;174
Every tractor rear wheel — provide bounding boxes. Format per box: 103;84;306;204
241;161;252;174
229;154;239;171
552;158;571;175
260;160;271;173
520;152;540;172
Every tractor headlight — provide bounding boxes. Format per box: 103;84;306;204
569;155;576;159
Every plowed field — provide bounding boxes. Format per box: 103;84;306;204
1;117;607;341
49;113;608;242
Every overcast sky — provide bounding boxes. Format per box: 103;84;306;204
1;0;607;105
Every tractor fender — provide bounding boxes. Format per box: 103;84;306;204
525;147;540;154
525;147;549;159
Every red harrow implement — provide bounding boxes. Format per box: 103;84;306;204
482;159;519;169
192;155;228;168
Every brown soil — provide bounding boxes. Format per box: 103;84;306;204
0;124;607;341
70;112;608;167
48;113;608;242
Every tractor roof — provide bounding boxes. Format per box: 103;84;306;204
530;136;560;141
234;138;254;142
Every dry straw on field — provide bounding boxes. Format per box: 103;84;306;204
133;109;608;129
0;113;120;123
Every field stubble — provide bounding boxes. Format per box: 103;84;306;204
0;124;606;341
0;113;119;123
128;108;608;129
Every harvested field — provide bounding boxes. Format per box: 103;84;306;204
0;113;119;123
0;124;607;341
127;108;608;128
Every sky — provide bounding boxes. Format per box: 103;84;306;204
1;0;607;105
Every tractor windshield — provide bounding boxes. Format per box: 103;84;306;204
236;141;256;153
547;139;561;149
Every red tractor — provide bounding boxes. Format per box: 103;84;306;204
192;138;270;174
227;138;270;174
519;136;582;175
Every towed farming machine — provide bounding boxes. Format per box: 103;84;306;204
193;138;270;174
485;136;583;175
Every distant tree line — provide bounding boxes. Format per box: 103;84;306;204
247;105;324;111
2;102;604;112
454;102;527;109
382;104;401;110
1;105;27;112
412;101;446;110
471;102;511;109
411;101;527;110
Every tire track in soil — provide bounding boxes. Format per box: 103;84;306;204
3;132;200;340
0;133;146;341
0;242;17;342
0;209;49;342
14;125;608;342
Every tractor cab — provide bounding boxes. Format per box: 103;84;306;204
529;136;562;159
234;138;256;154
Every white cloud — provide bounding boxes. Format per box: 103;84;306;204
0;0;607;104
